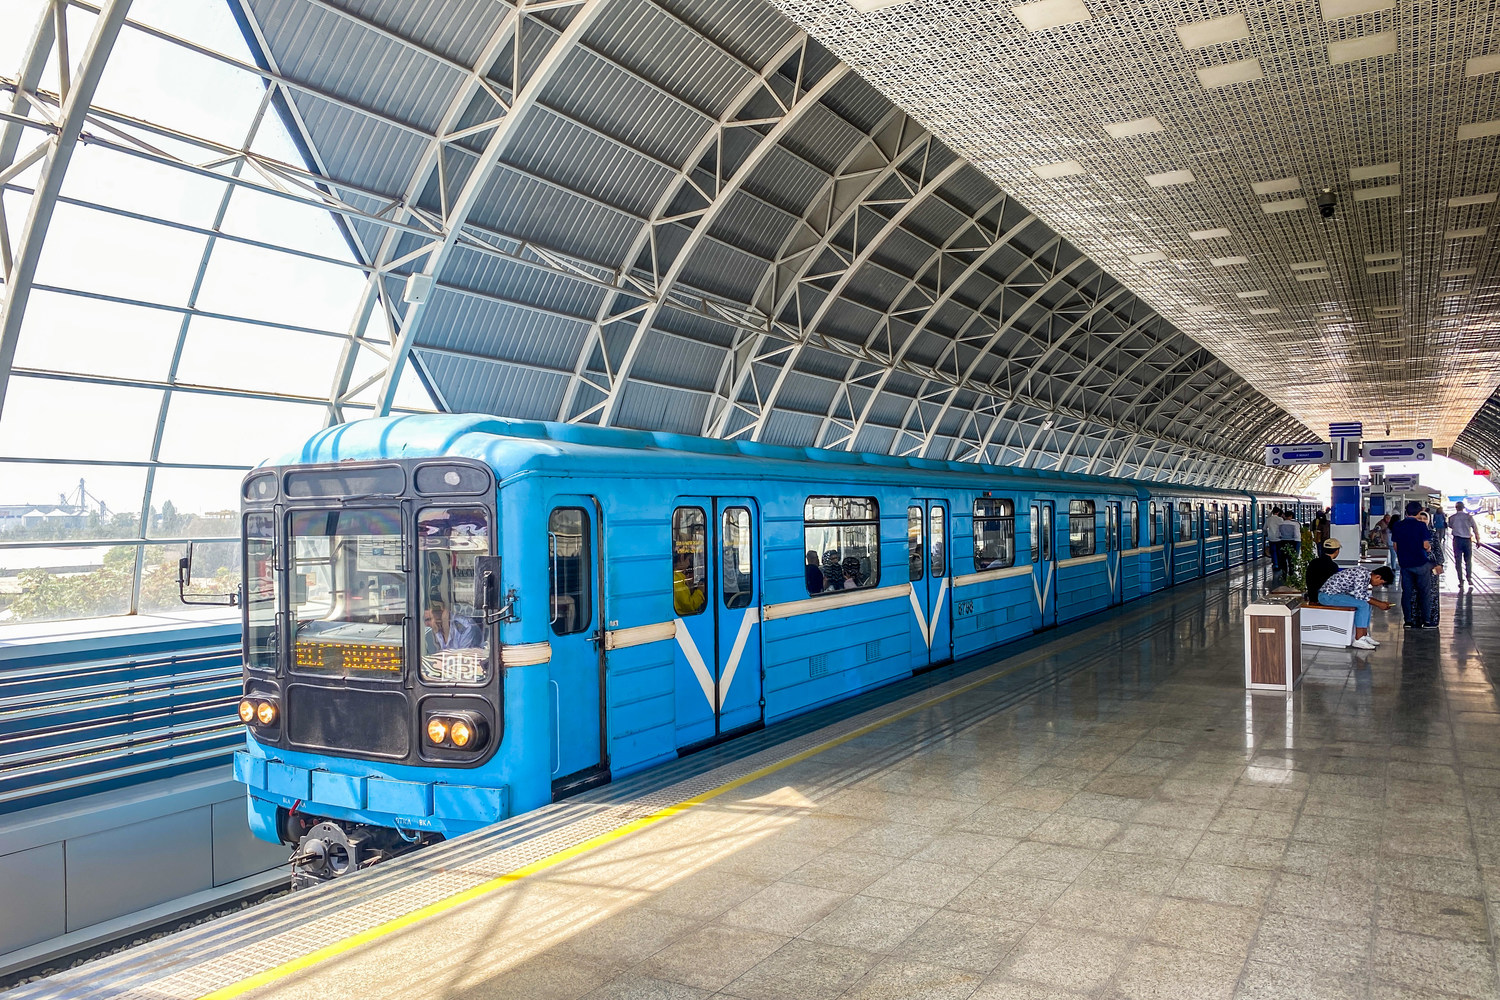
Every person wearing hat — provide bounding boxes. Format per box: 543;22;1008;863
1305;537;1343;604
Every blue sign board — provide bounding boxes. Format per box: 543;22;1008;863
1328;421;1363;439
1264;442;1332;466
1360;439;1431;461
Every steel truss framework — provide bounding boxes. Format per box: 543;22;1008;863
0;0;1342;621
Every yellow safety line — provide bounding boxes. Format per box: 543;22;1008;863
199;614;1134;999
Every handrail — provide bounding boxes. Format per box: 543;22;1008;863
0;641;244;814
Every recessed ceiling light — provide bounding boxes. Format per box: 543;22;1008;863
1032;159;1087;178
1372;306;1401;315
1260;198;1306;214
1197;59;1263;89
1467;54;1500;77
1129;251;1168;263
846;0;914;10
1321;0;1396;21
1183;304;1216;313
1295;273;1331;282
1441;268;1477;278
1446;227;1488;239
1366;265;1400;274
1353;183;1401;202
1189;228;1232;240
1328;32;1397;64
1176;12;1250;49
1101;117;1164;139
1011;0;1091;32
1251;177;1300;195
1441;291;1470;298
1145;169;1196;187
1448;193;1497;207
1236;290;1270;298
1249;308;1281;315
1364;252;1399;262
1210;256;1250;266
1289;260;1327;270
1266;329;1293;335
1458;120;1500;140
1349;162;1399;181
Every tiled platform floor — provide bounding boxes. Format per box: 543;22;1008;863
61;556;1500;1000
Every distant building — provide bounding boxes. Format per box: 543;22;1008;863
0;504;89;533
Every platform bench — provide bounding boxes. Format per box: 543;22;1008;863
1300;603;1358;647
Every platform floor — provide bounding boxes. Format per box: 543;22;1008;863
14;554;1500;1000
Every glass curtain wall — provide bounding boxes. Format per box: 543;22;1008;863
0;0;435;625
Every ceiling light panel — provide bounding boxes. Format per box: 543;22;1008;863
1364;253;1400;262
1176;13;1250;50
1458;120;1500;140
1448;193;1497;207
1011;0;1091;32
1237;290;1270;298
1320;0;1397;20
1260;198;1307;214
1144;169;1195;187
1128;251;1167;263
1251;177;1301;195
1189;228;1232;240
846;0;914;11
1352;184;1401;201
1290;260;1327;270
1033;159;1087;178
1328;32;1397;65
1349;162;1399;181
1447;227;1488;239
1101;116;1164;139
1196;59;1263;89
1366;265;1400;274
1211;256;1250;266
1467;54;1500;77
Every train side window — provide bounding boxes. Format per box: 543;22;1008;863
548;508;592;636
804;497;880;594
1068;500;1095;557
1208;503;1219;537
1149;502;1157;545
722;507;753;610
930;507;945;577
672;507;707;616
244;512;276;672
1131;501;1140;547
417;507;492;684
1178;503;1193;540
973;498;1015;569
907;506;924;582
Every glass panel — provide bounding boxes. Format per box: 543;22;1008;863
930;507;945;577
1149;503;1157;545
549;508;591;635
289;508;405;677
0;462;147;541
157;392;327;466
973;498;1015;569
1179;503;1193;540
14;288;181;381
138;539;239;614
147;467;246;537
907;506;923;582
804;496;879;593
35;201;208;304
722;507;753;609
417;507;491;684
175;316;346;397
284;466;404;499
244;512;276;671
672;507;706;616
0;376;162;462
0;543;133;623
1041;506;1053;561
195;240;368;332
60;142;229;229
1069;500;1095;557
1031;505;1040;564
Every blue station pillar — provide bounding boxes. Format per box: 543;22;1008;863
1328;422;1363;566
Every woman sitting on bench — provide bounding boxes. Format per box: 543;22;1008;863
1316;565;1396;650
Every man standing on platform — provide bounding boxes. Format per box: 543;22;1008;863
1391;500;1437;629
1264;507;1284;569
1450;501;1477;586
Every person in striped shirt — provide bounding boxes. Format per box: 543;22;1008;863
1317;565;1396;650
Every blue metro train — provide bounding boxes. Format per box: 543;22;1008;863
230;414;1300;879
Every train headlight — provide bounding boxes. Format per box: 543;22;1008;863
255;701;278;726
238;699;256;724
449;719;473;748
423;712;486;752
426;718;449;745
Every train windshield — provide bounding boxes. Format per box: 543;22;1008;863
244;512;277;671
289;508;406;677
417;507;492;684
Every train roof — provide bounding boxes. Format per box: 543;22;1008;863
273;414;1261;500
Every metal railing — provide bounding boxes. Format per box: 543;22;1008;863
0;643;243;814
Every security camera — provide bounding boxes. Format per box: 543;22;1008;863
1316;188;1337;219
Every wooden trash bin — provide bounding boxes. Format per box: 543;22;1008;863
1244;595;1303;691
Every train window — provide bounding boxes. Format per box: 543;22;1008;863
1178;502;1193;540
804;496;880;594
930;507;945;577
1131;501;1140;547
671;507;707;616
285;465;403;499
244;512;276;672
722;507;753;610
414;464;488;495
288;508;405;677
973;498;1015;569
243;471;276;502
1149;502;1158;545
1208;504;1219;537
1030;507;1040;565
549;508;592;635
1068;500;1095;557
417;507;492;684
907;507;924;582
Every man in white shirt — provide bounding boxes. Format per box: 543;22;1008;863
1449;502;1477;586
1263;509;1284;569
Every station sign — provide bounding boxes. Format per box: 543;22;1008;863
1385;474;1418;491
1360;439;1431;461
1264;442;1332;466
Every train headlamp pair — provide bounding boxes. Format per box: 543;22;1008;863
425;712;485;751
239;698;278;727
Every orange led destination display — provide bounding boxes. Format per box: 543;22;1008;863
294;640;402;673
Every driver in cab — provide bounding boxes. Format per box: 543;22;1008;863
423;600;482;654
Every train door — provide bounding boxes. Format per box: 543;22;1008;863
671;497;763;750
906;499;953;670
1105;502;1123;606
1164;503;1176;587
1030;501;1057;629
1197;505;1207;575
547;498;607;794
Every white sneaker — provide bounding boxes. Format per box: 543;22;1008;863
1351;636;1378;650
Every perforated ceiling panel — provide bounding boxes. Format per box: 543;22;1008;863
764;0;1500;448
